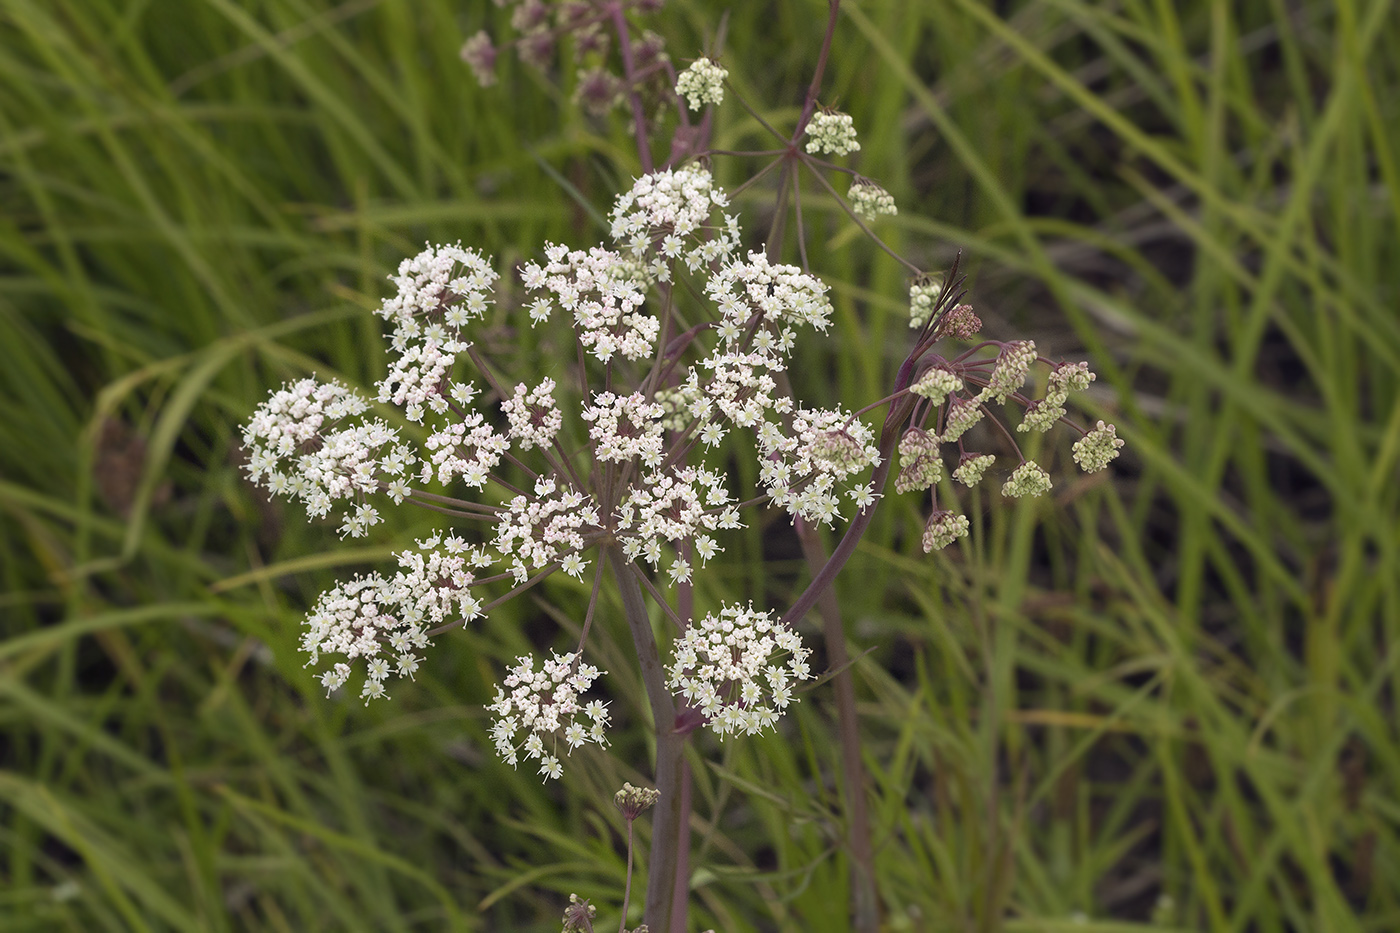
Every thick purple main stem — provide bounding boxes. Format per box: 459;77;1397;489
610;2;654;174
606;546;683;931
797;520;879;931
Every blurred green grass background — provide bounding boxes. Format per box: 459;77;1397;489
2;0;1398;930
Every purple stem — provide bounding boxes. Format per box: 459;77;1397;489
610;2;654;174
606;546;684;931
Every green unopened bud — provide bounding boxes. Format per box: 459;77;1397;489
953;453;995;486
1002;461;1052;498
1072;421;1124;473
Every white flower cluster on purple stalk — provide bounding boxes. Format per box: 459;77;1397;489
243;166;870;776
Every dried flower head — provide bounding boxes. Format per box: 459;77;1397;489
562;893;597;933
935;302;981;340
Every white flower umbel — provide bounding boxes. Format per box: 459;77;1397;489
495;476;601;582
668;603;813;739
377;243;496;423
761;406;882;526
243;377;416;537
502;378;563;450
609;165;738;272
519;244;656;363
302;533;491;702
488;651;610;780
676;58;727;111
804;109;861;156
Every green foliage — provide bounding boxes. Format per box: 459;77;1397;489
2;0;1397;930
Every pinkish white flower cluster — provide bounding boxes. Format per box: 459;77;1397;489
502;378;563;450
519;245;656;362
495;477;600;582
488;651;610;780
667;604;813;739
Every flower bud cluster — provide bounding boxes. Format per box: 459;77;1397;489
922;510;970;552
939;396;985;443
849;179;896;221
896;428;943;494
910;367;962;406
489;650;610;780
1017;361;1097;433
909;278;942;329
667;604;813;739
676;58;727;110
1072;420;1125;472
804;109;861;156
984;340;1038;403
1002;461;1052;498
953;452;996;486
